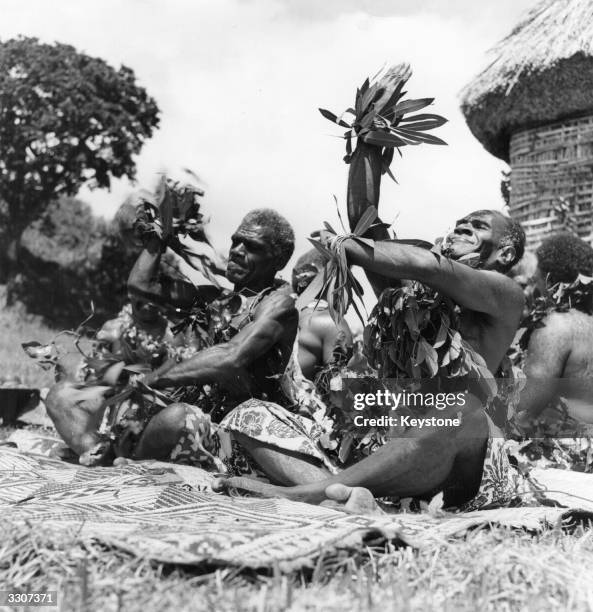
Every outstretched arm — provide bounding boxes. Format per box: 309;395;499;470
144;292;298;394
340;237;523;319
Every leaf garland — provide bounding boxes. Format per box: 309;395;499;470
513;274;593;356
363;281;495;391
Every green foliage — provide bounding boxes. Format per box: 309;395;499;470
133;176;225;285
0;36;160;241
7;197;141;328
319;64;447;178
298;207;381;324
364;281;494;386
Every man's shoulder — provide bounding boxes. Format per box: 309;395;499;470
254;285;297;319
308;307;352;337
543;308;593;331
481;269;525;316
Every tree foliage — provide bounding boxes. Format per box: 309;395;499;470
0;36;160;241
7;197;136;327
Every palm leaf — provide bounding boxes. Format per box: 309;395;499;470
353;206;378;236
393;98;434;116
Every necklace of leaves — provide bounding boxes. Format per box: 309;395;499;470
514;274;593;357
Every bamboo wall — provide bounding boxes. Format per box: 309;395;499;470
509;115;593;250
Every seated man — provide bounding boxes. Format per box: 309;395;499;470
517;232;593;426
215;209;526;512
45;208;299;468
291;249;353;380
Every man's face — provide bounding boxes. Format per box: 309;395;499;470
442;211;507;268
226;223;278;288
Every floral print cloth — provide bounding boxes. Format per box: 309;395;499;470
164;399;523;511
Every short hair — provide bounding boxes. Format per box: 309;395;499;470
239;208;295;269
536;232;593;284
294;248;326;273
471;209;526;273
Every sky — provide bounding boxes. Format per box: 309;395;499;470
1;0;537;275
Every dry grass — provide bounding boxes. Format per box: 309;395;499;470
0;521;592;611
2;288;593;611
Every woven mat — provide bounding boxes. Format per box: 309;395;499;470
1;435;593;570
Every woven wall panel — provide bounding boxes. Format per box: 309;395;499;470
510;115;593;250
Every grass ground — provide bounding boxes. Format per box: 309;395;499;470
0;287;57;388
0;521;592;611
1;293;593;611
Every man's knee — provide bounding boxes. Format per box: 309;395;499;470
134;402;194;459
150;402;192;434
399;407;489;473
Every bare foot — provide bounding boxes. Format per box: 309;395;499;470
320;484;384;515
213;478;383;515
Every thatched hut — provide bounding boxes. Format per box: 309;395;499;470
460;0;593;249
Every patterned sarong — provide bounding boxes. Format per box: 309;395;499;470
165;399;338;480
458;417;523;511
165;399;522;511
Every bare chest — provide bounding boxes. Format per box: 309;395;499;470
458;309;506;373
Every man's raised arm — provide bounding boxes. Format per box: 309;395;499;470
341;237;524;318
128;235;212;311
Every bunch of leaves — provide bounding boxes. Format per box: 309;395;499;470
319;63;447;178
21;309;97;379
363;281;494;386
298;206;385;324
134;174;225;285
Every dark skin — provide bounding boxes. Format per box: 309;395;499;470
292;262;353;380
296;307;352;380
46;221;298;461
517;267;593;425
215;211;524;511
133;222;298;458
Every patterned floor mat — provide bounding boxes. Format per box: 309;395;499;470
1;443;593;569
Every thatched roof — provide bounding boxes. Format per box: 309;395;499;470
460;0;593;161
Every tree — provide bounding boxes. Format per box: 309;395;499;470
8;195;186;329
0;36;160;274
7;196;129;327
